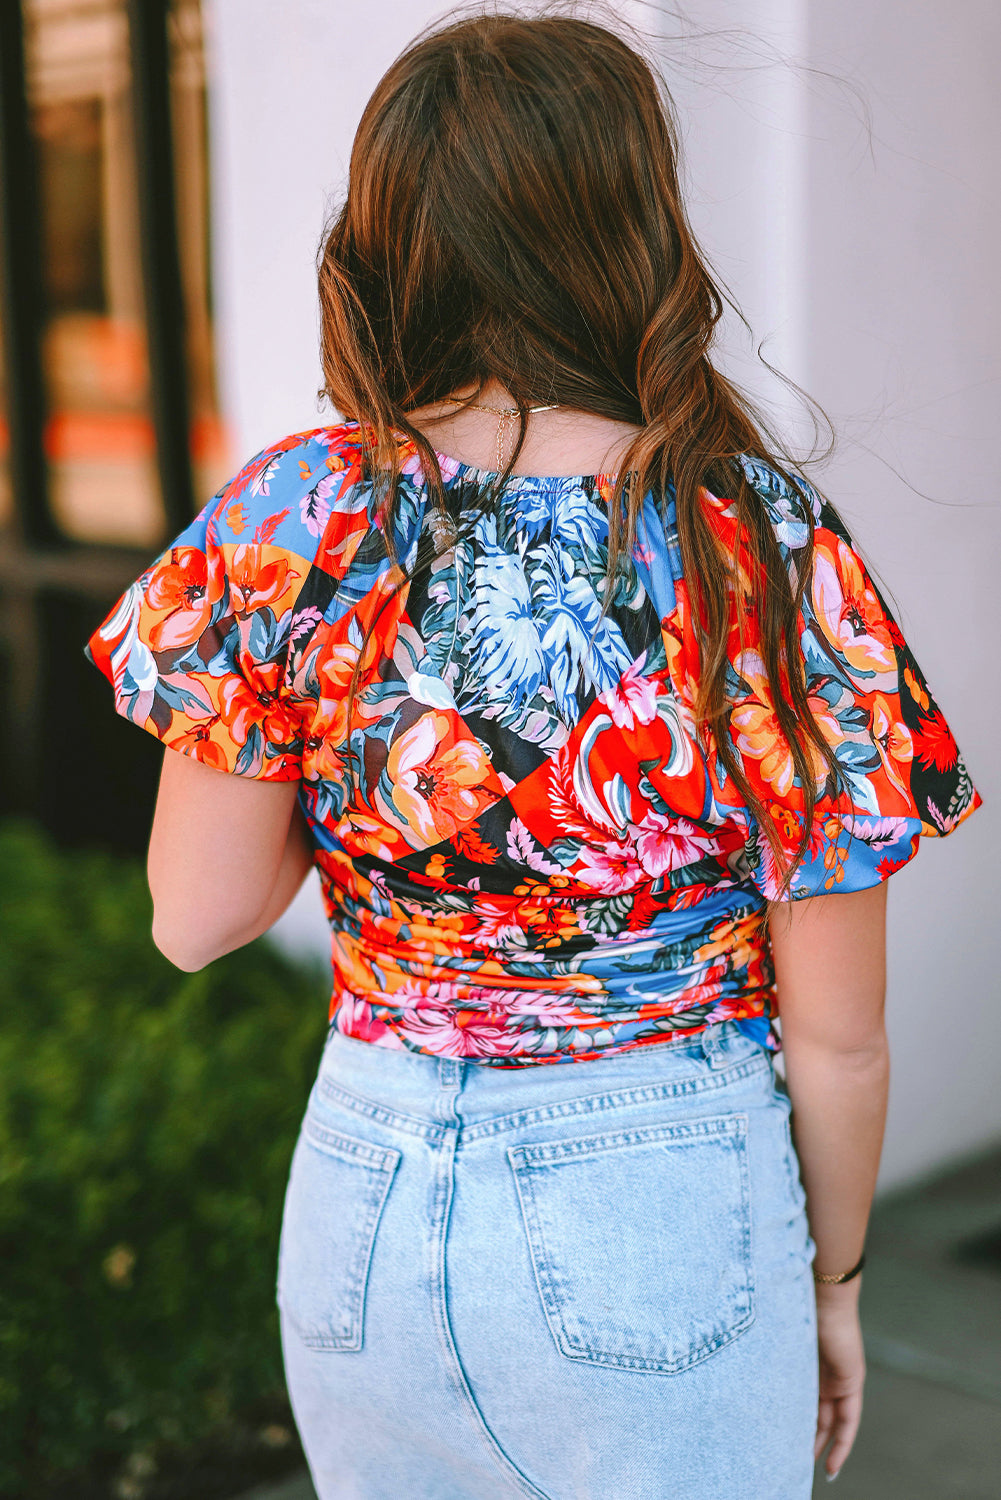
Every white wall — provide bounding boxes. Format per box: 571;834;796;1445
204;0;999;1193
650;3;1000;1191
797;0;1000;1189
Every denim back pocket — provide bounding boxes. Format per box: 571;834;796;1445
508;1113;753;1374
277;1114;400;1351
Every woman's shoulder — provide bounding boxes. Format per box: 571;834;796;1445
205;420;371;563
689;453;856;573
734;454;829;547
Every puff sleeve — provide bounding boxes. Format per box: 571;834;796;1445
84;427;352;780
708;463;982;901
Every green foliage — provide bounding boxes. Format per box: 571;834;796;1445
0;819;329;1497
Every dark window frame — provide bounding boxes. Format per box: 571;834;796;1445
0;0;202;847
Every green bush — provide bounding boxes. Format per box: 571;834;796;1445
0;819;330;1498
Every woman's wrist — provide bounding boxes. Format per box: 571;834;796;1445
813;1246;866;1286
814;1274;862;1307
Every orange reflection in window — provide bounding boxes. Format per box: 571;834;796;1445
19;0;230;547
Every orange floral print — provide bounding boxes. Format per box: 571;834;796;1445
810;535;897;686
218;660;290;746
387;711;499;845
871;692;914;798
145;546;222;651
228;544;298;614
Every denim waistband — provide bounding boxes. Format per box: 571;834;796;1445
309;1020;774;1144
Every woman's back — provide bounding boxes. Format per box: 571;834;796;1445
85;415;977;1067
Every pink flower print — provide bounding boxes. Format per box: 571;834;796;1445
335;992;400;1047
394;993;523;1058
574;838;645;893
634;811;716;877
599;650;659;730
496;989;593;1026
467;901;530;950
400;447;462;484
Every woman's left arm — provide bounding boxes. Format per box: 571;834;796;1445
147;750;314;971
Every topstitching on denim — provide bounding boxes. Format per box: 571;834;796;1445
507;1113;755;1374
424;1074;556;1499
277;1121;401;1352
458;1049;771;1144
314;1046;771;1147
316;1074;451;1143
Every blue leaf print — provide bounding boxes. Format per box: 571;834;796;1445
247;605;289;663
632;491;679;619
421;532;475;694
529;542;632;717
472;522;546;707
512;478;608;553
84;423;982;1072
235;721;263;775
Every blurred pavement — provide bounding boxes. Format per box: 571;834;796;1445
814;1141;1001;1498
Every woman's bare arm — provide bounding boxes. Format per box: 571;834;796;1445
769;880;890;1479
147;750;314;971
770;881;890;1277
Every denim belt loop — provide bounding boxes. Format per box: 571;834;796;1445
438;1057;464;1088
699;1024;729;1069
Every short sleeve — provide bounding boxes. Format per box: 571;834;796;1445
707;465;983;901
84;426;360;780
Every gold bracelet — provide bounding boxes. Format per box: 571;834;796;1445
813;1250;866;1285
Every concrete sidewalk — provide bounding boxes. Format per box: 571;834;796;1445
813;1141;1001;1498
239;1143;1001;1500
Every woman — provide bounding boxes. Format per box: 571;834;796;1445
86;9;981;1498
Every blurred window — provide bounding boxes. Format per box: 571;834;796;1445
18;0;228;548
0;306;9;529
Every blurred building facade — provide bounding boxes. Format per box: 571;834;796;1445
0;0;230;848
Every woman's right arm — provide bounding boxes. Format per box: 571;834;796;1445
768;880;891;1482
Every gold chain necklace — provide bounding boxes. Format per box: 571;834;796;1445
440;395;560;474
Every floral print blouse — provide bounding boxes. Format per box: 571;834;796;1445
85;422;982;1064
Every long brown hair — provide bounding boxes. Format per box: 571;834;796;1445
316;4;843;891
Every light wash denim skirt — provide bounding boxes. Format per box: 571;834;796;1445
276;1019;819;1499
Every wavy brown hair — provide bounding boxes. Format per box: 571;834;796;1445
316;4;843;894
